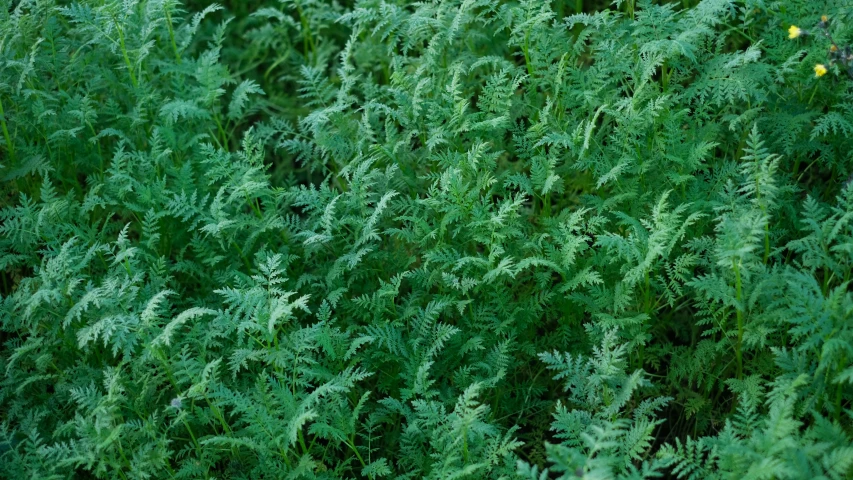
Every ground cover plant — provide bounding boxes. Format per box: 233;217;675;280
1;0;852;478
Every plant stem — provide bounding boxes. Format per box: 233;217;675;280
214;114;228;148
347;438;366;467
114;17;138;88
523;30;533;76
733;259;744;380
165;7;181;64
298;429;309;455
808;82;819;105
763;223;770;264
205;393;233;434
0;96;14;162
835;356;845;422
294;1;316;62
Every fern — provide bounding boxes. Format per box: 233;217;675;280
2;0;853;478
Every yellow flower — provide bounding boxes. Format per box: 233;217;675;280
814;64;828;77
821;15;828;23
788;25;802;39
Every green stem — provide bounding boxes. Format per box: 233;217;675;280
155;348;180;392
763;223;770;264
204;393;232;434
114;17;138;88
165;7;181;64
347;438;366;468
0;96;14;162
733;260;744;381
280;446;292;468
836;356;845;422
264;53;292;81
115;440;131;480
294;1;316;62
523;30;533;76
181;416;202;456
214;114;228;148
462;424;469;463
298;429;309;455
808;81;820;105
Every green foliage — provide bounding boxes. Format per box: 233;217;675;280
1;0;852;478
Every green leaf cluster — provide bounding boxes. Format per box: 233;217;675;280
1;0;852;478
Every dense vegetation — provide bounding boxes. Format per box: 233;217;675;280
1;0;852;478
